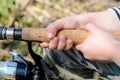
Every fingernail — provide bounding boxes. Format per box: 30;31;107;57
68;39;72;42
48;32;54;38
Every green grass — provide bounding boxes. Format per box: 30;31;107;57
0;0;15;26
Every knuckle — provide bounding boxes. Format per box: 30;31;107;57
58;44;66;50
49;45;56;50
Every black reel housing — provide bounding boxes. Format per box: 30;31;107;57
0;27;63;80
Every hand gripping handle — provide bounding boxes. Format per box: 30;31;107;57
22;28;89;44
22;28;120;45
0;27;120;45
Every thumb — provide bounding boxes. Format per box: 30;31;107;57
75;23;97;51
47;20;64;39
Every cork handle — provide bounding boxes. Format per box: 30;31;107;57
22;28;89;44
22;28;120;44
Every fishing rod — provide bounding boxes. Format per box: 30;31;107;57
0;27;120;80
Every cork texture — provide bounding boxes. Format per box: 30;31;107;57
22;28;120;44
22;28;89;44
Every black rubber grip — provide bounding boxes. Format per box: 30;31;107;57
0;27;4;40
14;29;22;40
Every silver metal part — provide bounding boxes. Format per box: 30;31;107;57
9;52;18;56
4;61;17;80
2;27;6;39
6;28;14;39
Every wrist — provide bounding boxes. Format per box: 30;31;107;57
112;41;120;67
88;10;120;32
107;7;120;25
107;7;120;32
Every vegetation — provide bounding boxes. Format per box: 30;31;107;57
0;0;120;60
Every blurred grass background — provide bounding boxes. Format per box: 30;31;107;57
0;0;120;60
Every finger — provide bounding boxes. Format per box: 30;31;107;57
65;39;73;50
47;20;64;39
75;24;93;52
49;37;59;50
75;23;97;54
40;42;49;48
57;35;67;50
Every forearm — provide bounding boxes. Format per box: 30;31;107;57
107;7;120;66
91;11;120;32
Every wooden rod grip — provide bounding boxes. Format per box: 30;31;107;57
22;28;120;44
22;28;89;44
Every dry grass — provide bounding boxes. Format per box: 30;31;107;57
0;0;120;59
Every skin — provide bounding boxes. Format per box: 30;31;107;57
40;10;120;66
